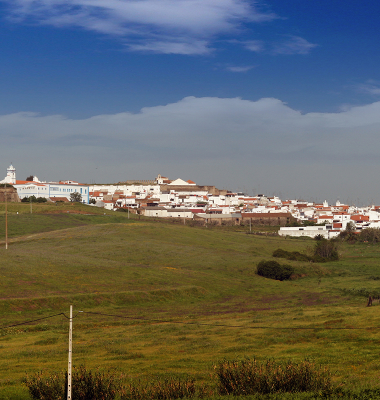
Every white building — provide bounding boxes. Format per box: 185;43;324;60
278;225;340;239
1;165;90;203
15;181;90;204
0;164;16;184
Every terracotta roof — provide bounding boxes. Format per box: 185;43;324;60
15;180;34;185
351;215;369;221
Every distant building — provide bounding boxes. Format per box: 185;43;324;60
0;164;16;185
1;165;90;204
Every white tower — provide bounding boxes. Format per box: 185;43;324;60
6;164;16;184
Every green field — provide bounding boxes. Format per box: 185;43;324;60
0;202;380;399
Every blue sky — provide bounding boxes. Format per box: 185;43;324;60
1;0;380;203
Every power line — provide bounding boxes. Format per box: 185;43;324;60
0;312;65;330
0;309;378;332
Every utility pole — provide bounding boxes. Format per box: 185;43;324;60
5;188;8;250
30;196;32;214
67;305;73;400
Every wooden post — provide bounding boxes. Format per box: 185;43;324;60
67;305;73;399
5;189;8;250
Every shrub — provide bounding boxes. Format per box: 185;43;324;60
358;228;380;243
257;260;294;281
313;239;339;262
272;248;289;259
25;365;119;400
272;249;311;262
21;196;47;203
120;376;207;400
24;370;65;400
214;358;333;395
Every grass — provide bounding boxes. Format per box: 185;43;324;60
0;204;380;397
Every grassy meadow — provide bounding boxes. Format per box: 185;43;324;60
0;202;380;398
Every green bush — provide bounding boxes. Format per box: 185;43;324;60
25;370;65;400
120;376;207;400
313;239;339;262
257;260;294;281
272;248;289;258
214;358;333;395
272;249;311;262
25;365;119;400
358;228;380;243
21;196;47;203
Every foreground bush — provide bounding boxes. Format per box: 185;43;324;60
25;365;119;400
120;376;208;400
214;358;333;395
257;260;294;281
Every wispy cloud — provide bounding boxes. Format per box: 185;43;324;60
242;40;264;52
272;35;317;55
2;0;277;55
356;80;380;95
226;65;254;72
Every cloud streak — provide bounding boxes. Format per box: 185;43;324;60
272;36;317;55
3;0;277;54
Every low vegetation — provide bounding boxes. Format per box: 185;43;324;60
273;238;339;263
25;365;119;400
257;260;294;281
215;358;333;395
1;204;380;398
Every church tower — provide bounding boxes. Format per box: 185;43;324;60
6;164;16;184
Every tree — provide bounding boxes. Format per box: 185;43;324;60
70;192;82;202
314;239;339;262
26;175;34;181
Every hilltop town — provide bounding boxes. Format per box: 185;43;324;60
1;164;379;238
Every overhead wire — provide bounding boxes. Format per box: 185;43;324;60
0;310;378;332
0;312;65;330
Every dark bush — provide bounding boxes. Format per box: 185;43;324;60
272;249;311;262
25;365;119;400
257;260;294;281
120;376;208;400
358;228;380;243
214;358;333;395
313;239;339;262
21;196;47;203
272;248;289;258
25;370;65;400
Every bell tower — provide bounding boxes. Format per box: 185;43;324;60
7;164;16;184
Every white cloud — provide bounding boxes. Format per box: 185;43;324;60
226;65;254;72
243;40;264;52
128;39;210;55
272;36;317;55
3;0;277;54
356;81;380;95
2;97;380;202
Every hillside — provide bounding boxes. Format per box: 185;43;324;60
0;206;379;398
